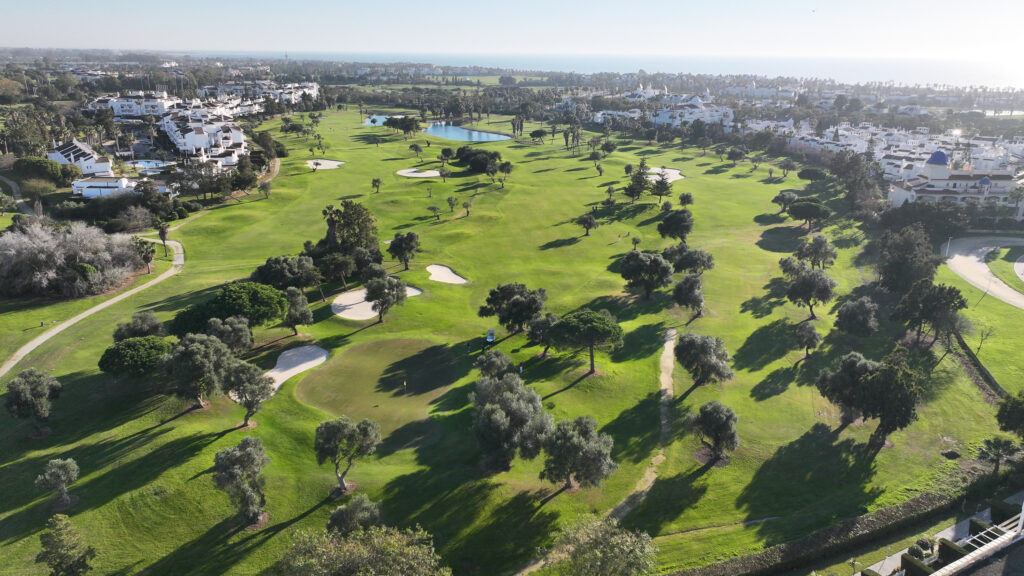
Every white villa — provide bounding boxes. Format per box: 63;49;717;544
159;107;246;167
197;81;320;104
89;91;182;118
888;150;1023;216
46;140;113;176
650;96;734;127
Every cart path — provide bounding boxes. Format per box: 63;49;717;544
517;328;678;575
0;173;32;214
944;236;1024;310
0;239;184;379
608;327;677;520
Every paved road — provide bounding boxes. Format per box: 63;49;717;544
0;239;184;380
943;236;1024;310
0;173;33;214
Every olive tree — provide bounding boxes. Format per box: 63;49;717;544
36;514;96;576
693;401;740;461
36;458;80;508
471;373;553;469
541;416;617;491
327;493;382;535
315;416;382;493
213;436;269;524
675;333;734;387
5;369;63;435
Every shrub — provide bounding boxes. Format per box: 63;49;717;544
900;553;934;576
907;544;925;559
0;221;143;298
860;570;883;576
171;282;286;335
20;178;56;201
797;167;826;181
98;336;172;375
937;538;968;564
968;517;996;537
14;157;62;182
113;311;165;341
183;201;202;212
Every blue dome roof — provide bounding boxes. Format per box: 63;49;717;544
926;151;949;165
979;176;992;185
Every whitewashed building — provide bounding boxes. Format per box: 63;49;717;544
47;140;113;176
888;150;1022;216
89;91;183;118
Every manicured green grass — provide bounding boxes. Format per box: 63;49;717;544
0;109;1001;575
985;246;1024;294
0;256;173;362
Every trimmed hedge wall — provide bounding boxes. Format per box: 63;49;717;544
989;499;1019;524
861;570;883;576
901;553;935;576
937;538;968;564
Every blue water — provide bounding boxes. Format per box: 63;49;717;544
363;114;391;126
423;122;511;142
131;160;173;169
193;51;1024;88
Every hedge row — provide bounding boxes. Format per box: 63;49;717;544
937;538;968;564
901;553;934;576
860;570;882;576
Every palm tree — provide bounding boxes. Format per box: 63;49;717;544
157;222;169;257
979;436;1019;475
371;178;382;194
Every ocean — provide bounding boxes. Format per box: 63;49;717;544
193;51;1023;89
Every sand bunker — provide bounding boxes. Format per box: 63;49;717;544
265;345;329;391
331;285;423;320
397;168;440;178
426;264;467;284
306;159;345;170
647;167;685;183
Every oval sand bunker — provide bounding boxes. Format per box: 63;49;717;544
307;159;345;170
397;168;440;178
265;345;329;390
332;285;423;320
426;264;467;284
647;167;685;182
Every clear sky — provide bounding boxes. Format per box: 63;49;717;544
4;0;1021;64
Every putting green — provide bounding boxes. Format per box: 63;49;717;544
296;339;460;437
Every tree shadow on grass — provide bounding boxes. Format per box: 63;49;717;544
596;202;650;224
613;322;667;362
602;392;661;465
733;319;797;371
757;225;805;253
377;344;464;396
143;284;221;315
146;495;334;574
445;490;559;575
539;237;580;250
736;422;883;546
749;365;799;401
581;293;673;324
703;165;730;175
754;213;786;226
619;464;711;534
740;277;788;318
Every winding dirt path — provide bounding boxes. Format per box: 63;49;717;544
608;327;677;520
517;328;679;575
0;173;32;214
0;239;184;379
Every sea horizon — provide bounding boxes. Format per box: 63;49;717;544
187;50;1023;89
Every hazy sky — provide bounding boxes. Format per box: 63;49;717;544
5;0;1021;63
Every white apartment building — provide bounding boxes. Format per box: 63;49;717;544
89;91;183;118
888;150;1022;216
